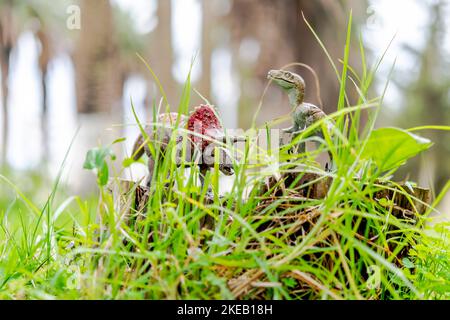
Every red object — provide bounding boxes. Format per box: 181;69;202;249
187;104;222;150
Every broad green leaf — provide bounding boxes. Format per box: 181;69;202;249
361;127;433;172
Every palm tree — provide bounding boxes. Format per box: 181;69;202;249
26;1;59;163
199;0;213;101
74;0;122;114
148;0;175;107
111;2;150;98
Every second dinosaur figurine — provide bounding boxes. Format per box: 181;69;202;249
267;69;334;170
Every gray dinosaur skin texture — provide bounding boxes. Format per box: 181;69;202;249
131;112;236;188
267;69;334;168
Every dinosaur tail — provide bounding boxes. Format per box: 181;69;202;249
132;133;146;161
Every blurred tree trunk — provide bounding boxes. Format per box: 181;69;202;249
0;1;15;165
396;1;450;192
72;0;122;194
148;0;175;109
199;0;213;101
26;2;58;165
36;27;51;163
0;40;11;165
74;0;122;115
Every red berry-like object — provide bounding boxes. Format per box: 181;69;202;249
187;104;222;150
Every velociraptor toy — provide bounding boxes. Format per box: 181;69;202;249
267;69;335;170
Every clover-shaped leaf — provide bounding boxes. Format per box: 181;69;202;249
83;147;116;186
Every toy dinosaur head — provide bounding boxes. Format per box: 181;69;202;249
268;69;306;107
268;69;305;91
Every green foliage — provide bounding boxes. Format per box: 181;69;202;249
361;127;433;172
408;222;450;299
83;146;117;187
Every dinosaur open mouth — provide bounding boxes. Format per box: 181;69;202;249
267;71;294;84
276;77;294;84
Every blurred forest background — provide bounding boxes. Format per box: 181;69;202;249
0;0;449;214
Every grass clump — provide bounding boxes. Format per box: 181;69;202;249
0;14;449;300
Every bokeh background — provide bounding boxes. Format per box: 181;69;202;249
0;0;449;214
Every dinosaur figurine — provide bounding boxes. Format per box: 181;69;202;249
132;104;243;188
267;69;334;170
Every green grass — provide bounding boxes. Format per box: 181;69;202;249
0;15;449;300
